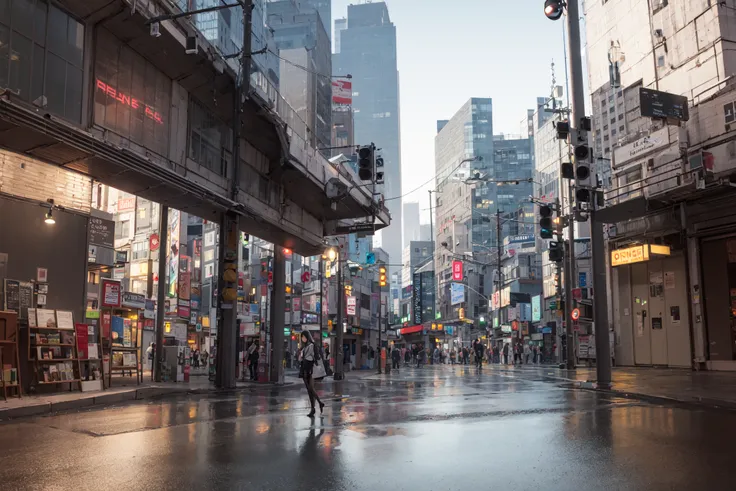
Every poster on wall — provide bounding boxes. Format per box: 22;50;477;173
664;271;675;290
111;316;125;346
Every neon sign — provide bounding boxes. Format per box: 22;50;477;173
96;79;164;125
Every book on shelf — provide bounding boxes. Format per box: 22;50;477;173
60;331;74;345
122;353;136;367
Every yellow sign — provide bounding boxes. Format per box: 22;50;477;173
611;245;649;267
459;308;465;320
611;244;671;267
649;244;671;256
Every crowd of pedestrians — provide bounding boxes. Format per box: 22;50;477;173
399;340;544;367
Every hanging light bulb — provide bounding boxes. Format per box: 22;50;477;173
44;199;55;225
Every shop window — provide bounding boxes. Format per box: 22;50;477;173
188;97;231;176
1;0;84;123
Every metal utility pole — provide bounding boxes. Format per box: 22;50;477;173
153;205;168;383
333;255;345;380
561;0;611;383
495;209;503;332
377;277;382;374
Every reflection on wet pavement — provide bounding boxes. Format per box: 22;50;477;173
1;366;735;490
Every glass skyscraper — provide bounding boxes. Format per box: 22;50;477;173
333;2;402;271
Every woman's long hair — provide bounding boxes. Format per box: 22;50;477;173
301;330;315;345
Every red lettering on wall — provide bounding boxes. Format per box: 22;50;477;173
96;78;164;125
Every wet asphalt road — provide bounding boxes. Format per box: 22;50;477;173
1;365;735;491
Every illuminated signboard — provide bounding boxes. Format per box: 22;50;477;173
96;79;164;125
611;244;671;267
611;245;648;267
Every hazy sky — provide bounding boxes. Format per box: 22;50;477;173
332;0;567;223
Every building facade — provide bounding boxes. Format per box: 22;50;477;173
434;98;495;325
587;0;736;369
268;0;332;148
333;2;402;269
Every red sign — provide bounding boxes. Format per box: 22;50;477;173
149;233;160;252
452;261;464;281
332;79;352;105
75;323;89;359
100;279;122;308
511;320;519;331
400;325;424;335
301;271;311;283
101;311;112;339
96;79;164;124
571;308;581;321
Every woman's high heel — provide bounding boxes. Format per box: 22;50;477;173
307;408;316;418
319;401;325;413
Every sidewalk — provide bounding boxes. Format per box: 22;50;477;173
498;364;736;409
0;367;379;421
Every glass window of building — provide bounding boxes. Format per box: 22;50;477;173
188;97;232;176
1;0;84;122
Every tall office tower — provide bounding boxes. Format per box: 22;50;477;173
268;0;332;148
333;2;402;271
403;202;421;244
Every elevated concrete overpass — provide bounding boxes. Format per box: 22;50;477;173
0;0;389;256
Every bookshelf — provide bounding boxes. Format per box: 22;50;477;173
0;311;22;400
26;310;82;391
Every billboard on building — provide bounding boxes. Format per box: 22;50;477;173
332;80;352;105
93;29;171;157
452;261;463;281
450;282;465;305
531;295;542;322
412;272;422;324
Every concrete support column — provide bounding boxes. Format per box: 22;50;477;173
215;211;239;389
270;246;286;383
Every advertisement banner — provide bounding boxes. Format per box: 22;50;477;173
122;291;146;310
100;279;121;308
412;272;422;324
332;79;352;105
531;295;542;322
491;291;501;311
450;282;465;305
452;260;463;281
75;323;89;359
347;296;357;316
168;209;180;298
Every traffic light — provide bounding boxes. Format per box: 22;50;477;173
358;145;374;181
549;241;564;263
555;120;569;140
539;205;553;239
379;266;387;287
573;120;594;221
375;156;384;183
241;233;249;245
544;0;564;20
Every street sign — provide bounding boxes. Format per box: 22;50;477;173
578;272;587;288
571;308;581;321
639;87;689;121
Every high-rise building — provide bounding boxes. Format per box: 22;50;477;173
187;0;279;87
268;0;332;148
401;241;434;288
419;224;432;242
334;17;347;53
403;202;421;244
297;0;331;41
333;2;402;270
434;98;494;324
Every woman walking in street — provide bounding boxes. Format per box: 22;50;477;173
299;330;325;418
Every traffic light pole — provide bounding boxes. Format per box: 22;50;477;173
564;0;611;385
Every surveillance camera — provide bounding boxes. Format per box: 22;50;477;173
150;22;161;38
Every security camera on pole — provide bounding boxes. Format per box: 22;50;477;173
544;0;611;387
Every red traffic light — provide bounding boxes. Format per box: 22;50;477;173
544;0;564;20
